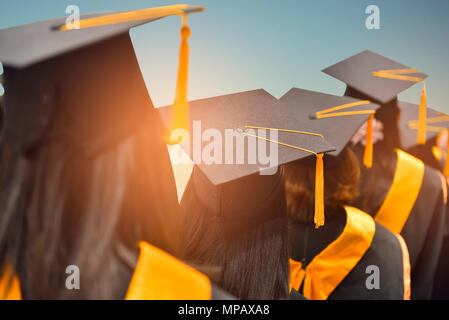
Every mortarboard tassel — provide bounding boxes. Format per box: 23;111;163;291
407;119;449;176
168;15;191;144
417;83;427;145
314;100;375;169
0;264;22;300
59;6;202;145
372;69;427;145
239;127;326;228
363;114;374;168
408;116;449;170
314;153;325;228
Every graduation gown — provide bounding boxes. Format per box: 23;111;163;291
396;102;449;299
432;234;449;299
430;166;449;299
405;141;442;172
0;241;233;300
289;206;410;300
354;148;447;299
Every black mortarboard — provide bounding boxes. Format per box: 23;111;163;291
399;102;448;150
323;50;431;147
398;101;449;174
0;5;204;68
322;50;427;104
159;89;335;186
158;89;335;230
279;88;380;167
0;5;204;156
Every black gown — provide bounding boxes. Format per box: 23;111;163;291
289;206;408;300
353;148;446;299
397;102;449;299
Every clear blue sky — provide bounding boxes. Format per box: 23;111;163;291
1;0;448;112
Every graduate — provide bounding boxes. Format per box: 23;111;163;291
158;89;334;300
323;50;447;299
398;103;449;171
0;5;235;300
280;88;410;300
397;101;449;300
396;101;449;180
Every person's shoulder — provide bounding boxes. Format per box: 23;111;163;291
368;223;405;287
126;241;212;300
398;149;445;200
422;163;446;194
369;222;403;263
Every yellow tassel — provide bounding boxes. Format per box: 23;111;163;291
314;153;325;228
363;114;374;168
0;264;22;300
444;130;449;177
168;18;191;144
237;129;326;228
417;83;427;145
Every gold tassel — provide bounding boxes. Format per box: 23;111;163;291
238;129;327;228
417;83;427;145
0;264;22;300
363;114;374;168
372;69;427;145
444;130;449;177
314;153;325;228
168;16;191;144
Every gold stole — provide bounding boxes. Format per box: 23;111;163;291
0;241;211;300
289;206;375;300
125;241;211;300
0;265;21;300
375;149;425;234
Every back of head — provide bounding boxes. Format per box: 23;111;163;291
156;88;337;300
0;34;180;299
344;86;401;215
345;86;402;156
179;167;289;300
283;147;360;223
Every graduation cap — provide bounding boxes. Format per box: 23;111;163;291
158;89;335;229
322;50;429;145
0;4;204;156
279;88;381;169
399;101;449;174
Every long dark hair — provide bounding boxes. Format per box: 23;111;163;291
0;35;181;299
179;169;290;300
0;116;181;299
345;87;402;215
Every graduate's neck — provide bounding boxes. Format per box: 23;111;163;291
288;207;346;266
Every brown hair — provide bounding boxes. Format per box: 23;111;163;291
283;147;360;223
0;34;182;299
179;172;290;300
